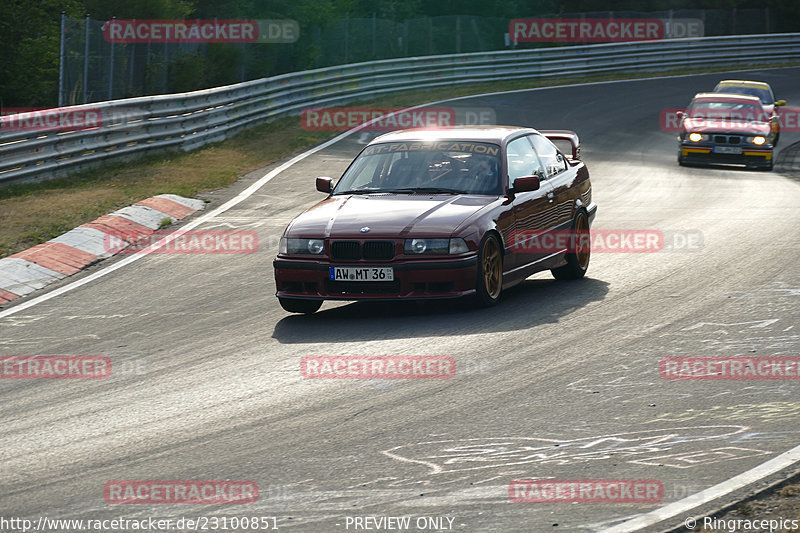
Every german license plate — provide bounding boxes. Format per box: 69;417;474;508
329;266;394;281
713;146;742;154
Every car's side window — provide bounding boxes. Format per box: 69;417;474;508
529;134;567;178
506;137;545;187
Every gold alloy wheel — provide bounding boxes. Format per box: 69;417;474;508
482;237;502;299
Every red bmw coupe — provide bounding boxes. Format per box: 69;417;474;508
274;126;597;313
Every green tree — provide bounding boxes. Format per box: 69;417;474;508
0;0;83;108
82;0;194;19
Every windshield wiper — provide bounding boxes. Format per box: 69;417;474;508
334;189;384;195
384;187;462;194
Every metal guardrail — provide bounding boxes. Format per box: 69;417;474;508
1;33;799;185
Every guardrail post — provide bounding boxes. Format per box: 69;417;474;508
109;18;115;101
429;18;433;54
163;40;168;94
372;12;376;58
58;13;66;107
456;16;461;54
83;15;90;104
129;37;136;93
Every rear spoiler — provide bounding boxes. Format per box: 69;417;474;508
540;130;581;161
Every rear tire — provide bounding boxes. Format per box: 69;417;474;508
475;234;503;307
551;210;590;280
279;298;322;314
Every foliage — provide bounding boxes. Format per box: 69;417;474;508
0;0;82;108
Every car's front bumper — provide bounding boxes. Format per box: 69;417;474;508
274;255;478;301
679;143;772;167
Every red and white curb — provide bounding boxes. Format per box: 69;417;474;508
0;194;204;304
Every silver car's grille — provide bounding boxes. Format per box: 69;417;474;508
714;135;742;145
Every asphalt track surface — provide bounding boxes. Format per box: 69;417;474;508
1;68;800;533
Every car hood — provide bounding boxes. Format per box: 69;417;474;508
286;194;497;238
684;117;771;135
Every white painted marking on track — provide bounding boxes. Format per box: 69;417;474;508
599;442;800;532
381;426;754;475
682;319;779;331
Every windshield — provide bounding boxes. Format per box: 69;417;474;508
714;84;773;105
687;101;769;123
333;141;503;195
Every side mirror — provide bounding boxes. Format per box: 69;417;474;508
512;175;541;193
316;176;333;193
676;110;685;119
776;100;787;107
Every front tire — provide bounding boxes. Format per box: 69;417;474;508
551;210;590;280
279;298;322;314
475;234;503;307
749;158;773;171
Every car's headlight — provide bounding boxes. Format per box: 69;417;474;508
280;237;324;255
405;238;448;254
750;136;767;145
687;132;708;142
404;238;469;255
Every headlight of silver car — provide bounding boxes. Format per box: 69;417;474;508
280;237;325;255
687;132;709;142
748;135;767;146
404;238;469;255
